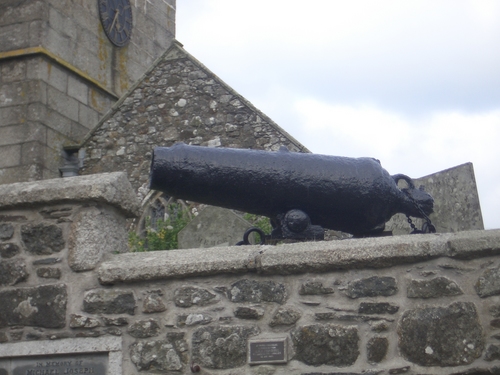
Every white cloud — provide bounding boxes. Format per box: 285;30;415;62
293;98;500;168
179;0;500;113
293;99;412;160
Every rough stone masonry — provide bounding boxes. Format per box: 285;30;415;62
1;172;500;374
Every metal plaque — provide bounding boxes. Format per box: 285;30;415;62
4;353;108;375
248;338;288;365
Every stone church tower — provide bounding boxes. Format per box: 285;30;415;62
0;0;175;183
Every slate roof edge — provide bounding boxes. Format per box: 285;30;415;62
417;161;474;180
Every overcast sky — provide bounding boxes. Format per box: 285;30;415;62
176;0;500;229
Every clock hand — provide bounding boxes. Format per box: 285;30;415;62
110;9;120;32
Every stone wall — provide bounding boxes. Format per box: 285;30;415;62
2;174;500;375
0;0;175;183
0;54;117;182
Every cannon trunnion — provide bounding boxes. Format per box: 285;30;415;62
149;143;434;239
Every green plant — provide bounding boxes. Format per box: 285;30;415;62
129;203;190;252
243;213;272;234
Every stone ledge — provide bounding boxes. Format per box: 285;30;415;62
257;229;500;274
98;229;500;284
0;172;140;217
98;246;262;284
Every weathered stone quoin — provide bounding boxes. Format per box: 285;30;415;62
1;173;500;374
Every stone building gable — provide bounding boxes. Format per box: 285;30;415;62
79;40;309;194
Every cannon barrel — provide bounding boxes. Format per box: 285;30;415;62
149;143;433;235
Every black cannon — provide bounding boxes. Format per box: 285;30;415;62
149;143;434;240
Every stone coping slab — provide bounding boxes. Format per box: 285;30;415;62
98;229;500;284
0;172;140;217
99;246;262;284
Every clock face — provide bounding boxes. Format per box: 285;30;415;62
98;0;133;47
